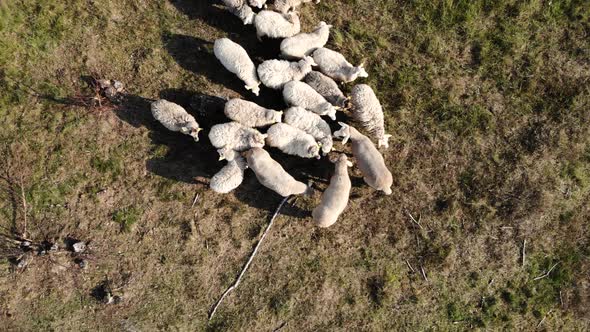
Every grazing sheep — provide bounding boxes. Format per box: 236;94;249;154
283;81;339;120
244;147;309;197
150;99;202;141
221;0;256;25
274;0;320;13
248;0;267;9
312;154;353;228
253;10;300;40
312;47;368;82
266;123;320;159
210;156;248;194
257;56;316;90
303;71;347;107
224;98;282;127
350;84;391;148
283;106;333;155
209;122;267;161
334;123;392;194
280;21;331;59
213;38;261;96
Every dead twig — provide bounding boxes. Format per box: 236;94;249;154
407;211;423;230
533;262;559;281
208;196;290;321
405;260;415;273
420;266;428;282
536;309;552;329
191;193;200;209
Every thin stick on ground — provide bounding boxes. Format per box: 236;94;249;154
536;309;552;329
522;239;526;268
208;195;291;321
191;193;200;209
533;262;559;281
420;266;428;282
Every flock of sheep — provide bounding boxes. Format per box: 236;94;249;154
150;0;393;228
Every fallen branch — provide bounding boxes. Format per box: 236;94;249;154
533;262;559;281
208;196;291;321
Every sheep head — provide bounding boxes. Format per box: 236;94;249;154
334;122;351;144
249;132;267;148
378;134;392;149
245;82;261;96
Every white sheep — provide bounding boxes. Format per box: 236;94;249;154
303;71;347;107
334;123;392;194
150;99;202;141
224;98;283;127
213;38;261;96
266;123;320;159
312;47;368;82
210;155;248;194
208;122;267;161
283;81;339;120
280;21;331;59
257;56;316;90
244;147;309;197
274;0;320;13
248;0;267;9
253;10;300;40
283;106;333;155
312;154;352;228
350;84;391;148
221;0;256;25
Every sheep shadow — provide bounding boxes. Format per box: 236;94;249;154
165;0;284;59
113;89;309;218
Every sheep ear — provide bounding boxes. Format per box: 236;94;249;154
245;85;252;91
180;127;189;134
338;122;348;129
342;135;349;145
262;134;268;139
346;161;353;167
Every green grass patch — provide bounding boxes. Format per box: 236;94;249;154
112;206;142;232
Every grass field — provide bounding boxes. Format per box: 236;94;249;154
0;0;589;330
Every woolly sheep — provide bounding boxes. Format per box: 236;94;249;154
224;98;283;127
257;56;316;90
350;84;391;148
280;21;331;59
274;0;320;13
253;10;300;40
208;122;267;161
283;106;333;155
312;154;353;228
221;0;256;25
210;156;248;194
334;123;392;194
150;99;202;141
266;123;320;159
248;0;267;9
303;71;347;107
244;147;309;197
312;47;368;82
283;81;339;120
214;38;261;96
